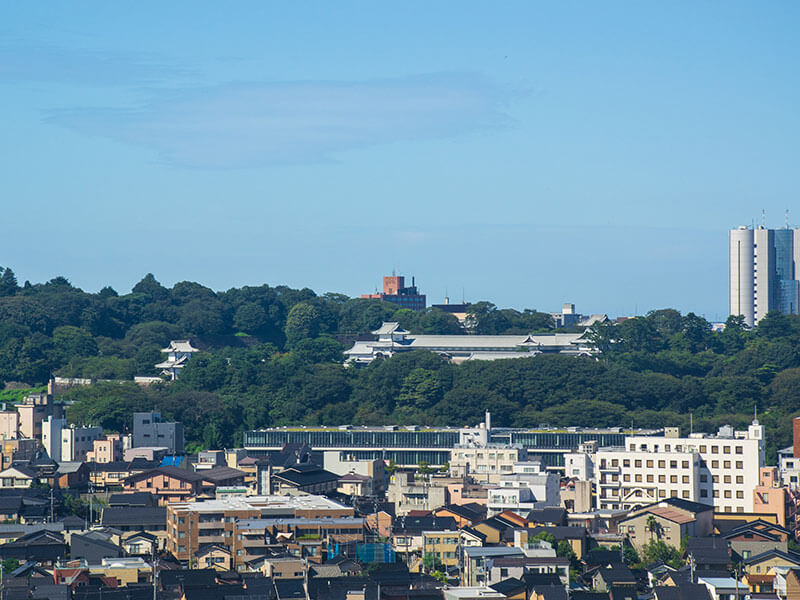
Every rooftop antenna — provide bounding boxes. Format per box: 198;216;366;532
762;208;766;228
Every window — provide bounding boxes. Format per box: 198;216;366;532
682;461;689;469
658;475;665;483
723;446;731;454
623;459;630;467
700;445;707;453
724;475;731;484
700;474;708;483
736;491;744;499
647;474;654;483
635;460;642;468
670;475;678;483
658;490;666;498
711;460;719;468
711;446;718;454
665;445;671;452
623;474;630;482
723;461;731;469
736;476;743;484
647;460;654;468
724;490;732;498
736;461;743;469
700;489;708;497
713;490;719;498
682;476;689;484
612;459;618;467
635;474;642;483
713;475;719;483
682;491;690;498
658;460;665;468
670;460;677;469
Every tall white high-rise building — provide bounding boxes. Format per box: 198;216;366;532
729;225;800;326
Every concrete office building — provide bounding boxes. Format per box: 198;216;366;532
729;225;800;326
133;412;184;455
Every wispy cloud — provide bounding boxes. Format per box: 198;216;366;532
0;43;190;86
46;75;511;167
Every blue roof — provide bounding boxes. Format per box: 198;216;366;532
160;456;183;467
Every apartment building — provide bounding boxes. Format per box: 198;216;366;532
589;422;765;513
422;530;461;571
450;444;527;484
486;461;560;517
166;495;353;564
86;434;126;464
234;516;364;566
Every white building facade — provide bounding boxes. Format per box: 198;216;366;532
486;461;561;516
589;422;764;513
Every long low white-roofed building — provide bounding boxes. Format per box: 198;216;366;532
344;322;597;365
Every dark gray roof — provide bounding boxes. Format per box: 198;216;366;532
198;466;247;484
101;507;166;527
596;565;636;584
527;507;567;524
108;492;156;507
392;515;457;534
654;584;713;600
273;465;339;487
529;525;587;539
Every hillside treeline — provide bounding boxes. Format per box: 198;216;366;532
1;267;798;460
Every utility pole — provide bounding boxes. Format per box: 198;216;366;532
152;552;159;600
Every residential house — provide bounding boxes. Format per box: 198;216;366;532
592;565;637;593
433;503;486;528
123;465;219;502
391;515;458;561
88;459;160;491
121;532;158;556
100;506;167;535
743;548;800;585
337;472;373;497
721;519;790;560
195;543;234;571
697;576;749;600
70;530;124;563
462;546;525;586
487;555;570;586
0;465;37;489
617;498;714;551
0;529;68;563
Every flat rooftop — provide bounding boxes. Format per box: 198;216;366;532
169;495;348;514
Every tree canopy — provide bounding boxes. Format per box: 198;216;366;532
2;267;799;458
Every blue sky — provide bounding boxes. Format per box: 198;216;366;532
2;2;798;320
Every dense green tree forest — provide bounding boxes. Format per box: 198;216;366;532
0;267;798;459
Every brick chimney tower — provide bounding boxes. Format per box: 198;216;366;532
793;417;800;458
